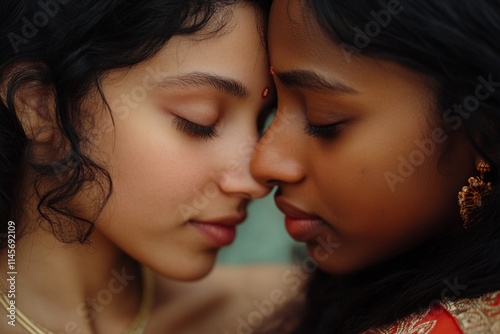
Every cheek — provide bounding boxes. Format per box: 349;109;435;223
311;115;460;236
110;154;203;219
96;118;213;227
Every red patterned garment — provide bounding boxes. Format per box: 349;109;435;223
363;291;500;334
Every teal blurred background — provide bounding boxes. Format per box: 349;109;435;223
218;190;297;264
218;112;300;265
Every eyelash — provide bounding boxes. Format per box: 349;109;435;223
304;120;342;139
173;117;219;140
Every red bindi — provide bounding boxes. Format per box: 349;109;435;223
262;87;270;99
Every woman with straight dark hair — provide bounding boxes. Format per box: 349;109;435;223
252;0;500;333
0;0;285;333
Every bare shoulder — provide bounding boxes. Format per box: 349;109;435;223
148;264;302;334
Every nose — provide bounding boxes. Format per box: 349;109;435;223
250;107;305;187
217;131;271;199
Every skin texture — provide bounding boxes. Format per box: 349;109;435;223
0;4;277;333
251;0;479;275
83;2;273;281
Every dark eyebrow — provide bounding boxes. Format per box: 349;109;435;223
154;72;248;98
273;69;357;94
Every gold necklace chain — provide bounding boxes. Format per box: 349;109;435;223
0;266;155;334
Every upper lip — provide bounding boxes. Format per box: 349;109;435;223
275;197;320;220
190;213;247;226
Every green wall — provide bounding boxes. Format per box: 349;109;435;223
218;190;298;264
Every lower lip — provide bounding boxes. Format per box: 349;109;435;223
285;217;325;242
190;222;237;247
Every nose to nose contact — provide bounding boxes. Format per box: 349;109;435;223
250;109;306;187
218;135;271;199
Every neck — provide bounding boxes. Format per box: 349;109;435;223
0;225;143;333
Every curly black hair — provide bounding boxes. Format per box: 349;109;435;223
0;0;270;249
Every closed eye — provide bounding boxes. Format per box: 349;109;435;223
304;120;343;139
173;117;219;140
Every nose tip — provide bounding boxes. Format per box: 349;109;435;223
249;182;272;199
250;152;278;188
219;168;271;199
217;148;272;199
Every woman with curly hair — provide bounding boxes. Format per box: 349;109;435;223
0;0;282;333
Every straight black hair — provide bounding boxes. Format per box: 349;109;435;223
260;0;500;333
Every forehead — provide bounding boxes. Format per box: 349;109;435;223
268;0;355;77
150;4;267;79
267;0;434;109
270;2;336;55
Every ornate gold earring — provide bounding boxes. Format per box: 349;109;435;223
458;160;493;228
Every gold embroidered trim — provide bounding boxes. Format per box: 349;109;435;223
442;291;500;334
364;291;500;334
363;307;437;334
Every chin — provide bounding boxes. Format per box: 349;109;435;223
150;251;218;281
314;262;365;278
306;244;364;277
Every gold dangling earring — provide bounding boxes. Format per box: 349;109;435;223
458;160;493;228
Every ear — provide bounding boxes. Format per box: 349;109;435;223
14;81;56;144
